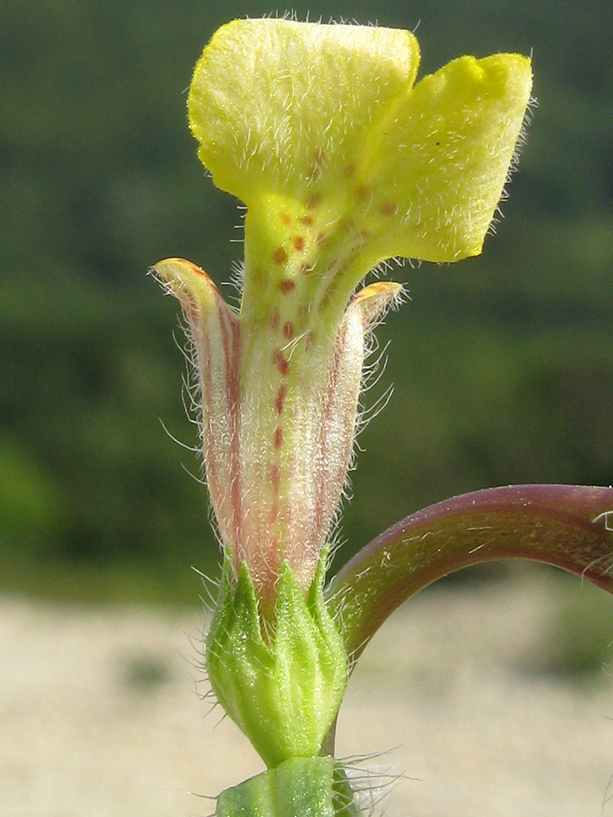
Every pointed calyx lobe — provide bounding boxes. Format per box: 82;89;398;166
156;19;532;606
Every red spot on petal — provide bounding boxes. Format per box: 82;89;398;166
273;348;289;376
293;235;305;252
279;279;296;295
274;427;283;449
268;308;280;331
272;246;288;265
251;268;265;286
275;384;287;414
355;185;369;202
299;215;314;226
283;321;294;339
379;200;398;216
280;212;292;226
305;330;316;352
306;194;321;209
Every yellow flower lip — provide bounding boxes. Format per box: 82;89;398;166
189;18;532;268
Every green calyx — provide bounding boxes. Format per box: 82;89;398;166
216;756;364;817
206;558;349;768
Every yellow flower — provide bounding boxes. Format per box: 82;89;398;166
155;19;532;610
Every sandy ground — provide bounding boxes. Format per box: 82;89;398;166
1;574;612;817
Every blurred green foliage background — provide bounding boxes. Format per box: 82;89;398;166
1;0;612;604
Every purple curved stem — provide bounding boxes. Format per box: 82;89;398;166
327;484;613;662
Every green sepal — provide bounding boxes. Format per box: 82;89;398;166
206;557;349;768
216;757;364;817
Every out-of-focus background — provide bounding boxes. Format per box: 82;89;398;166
1;0;612;814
